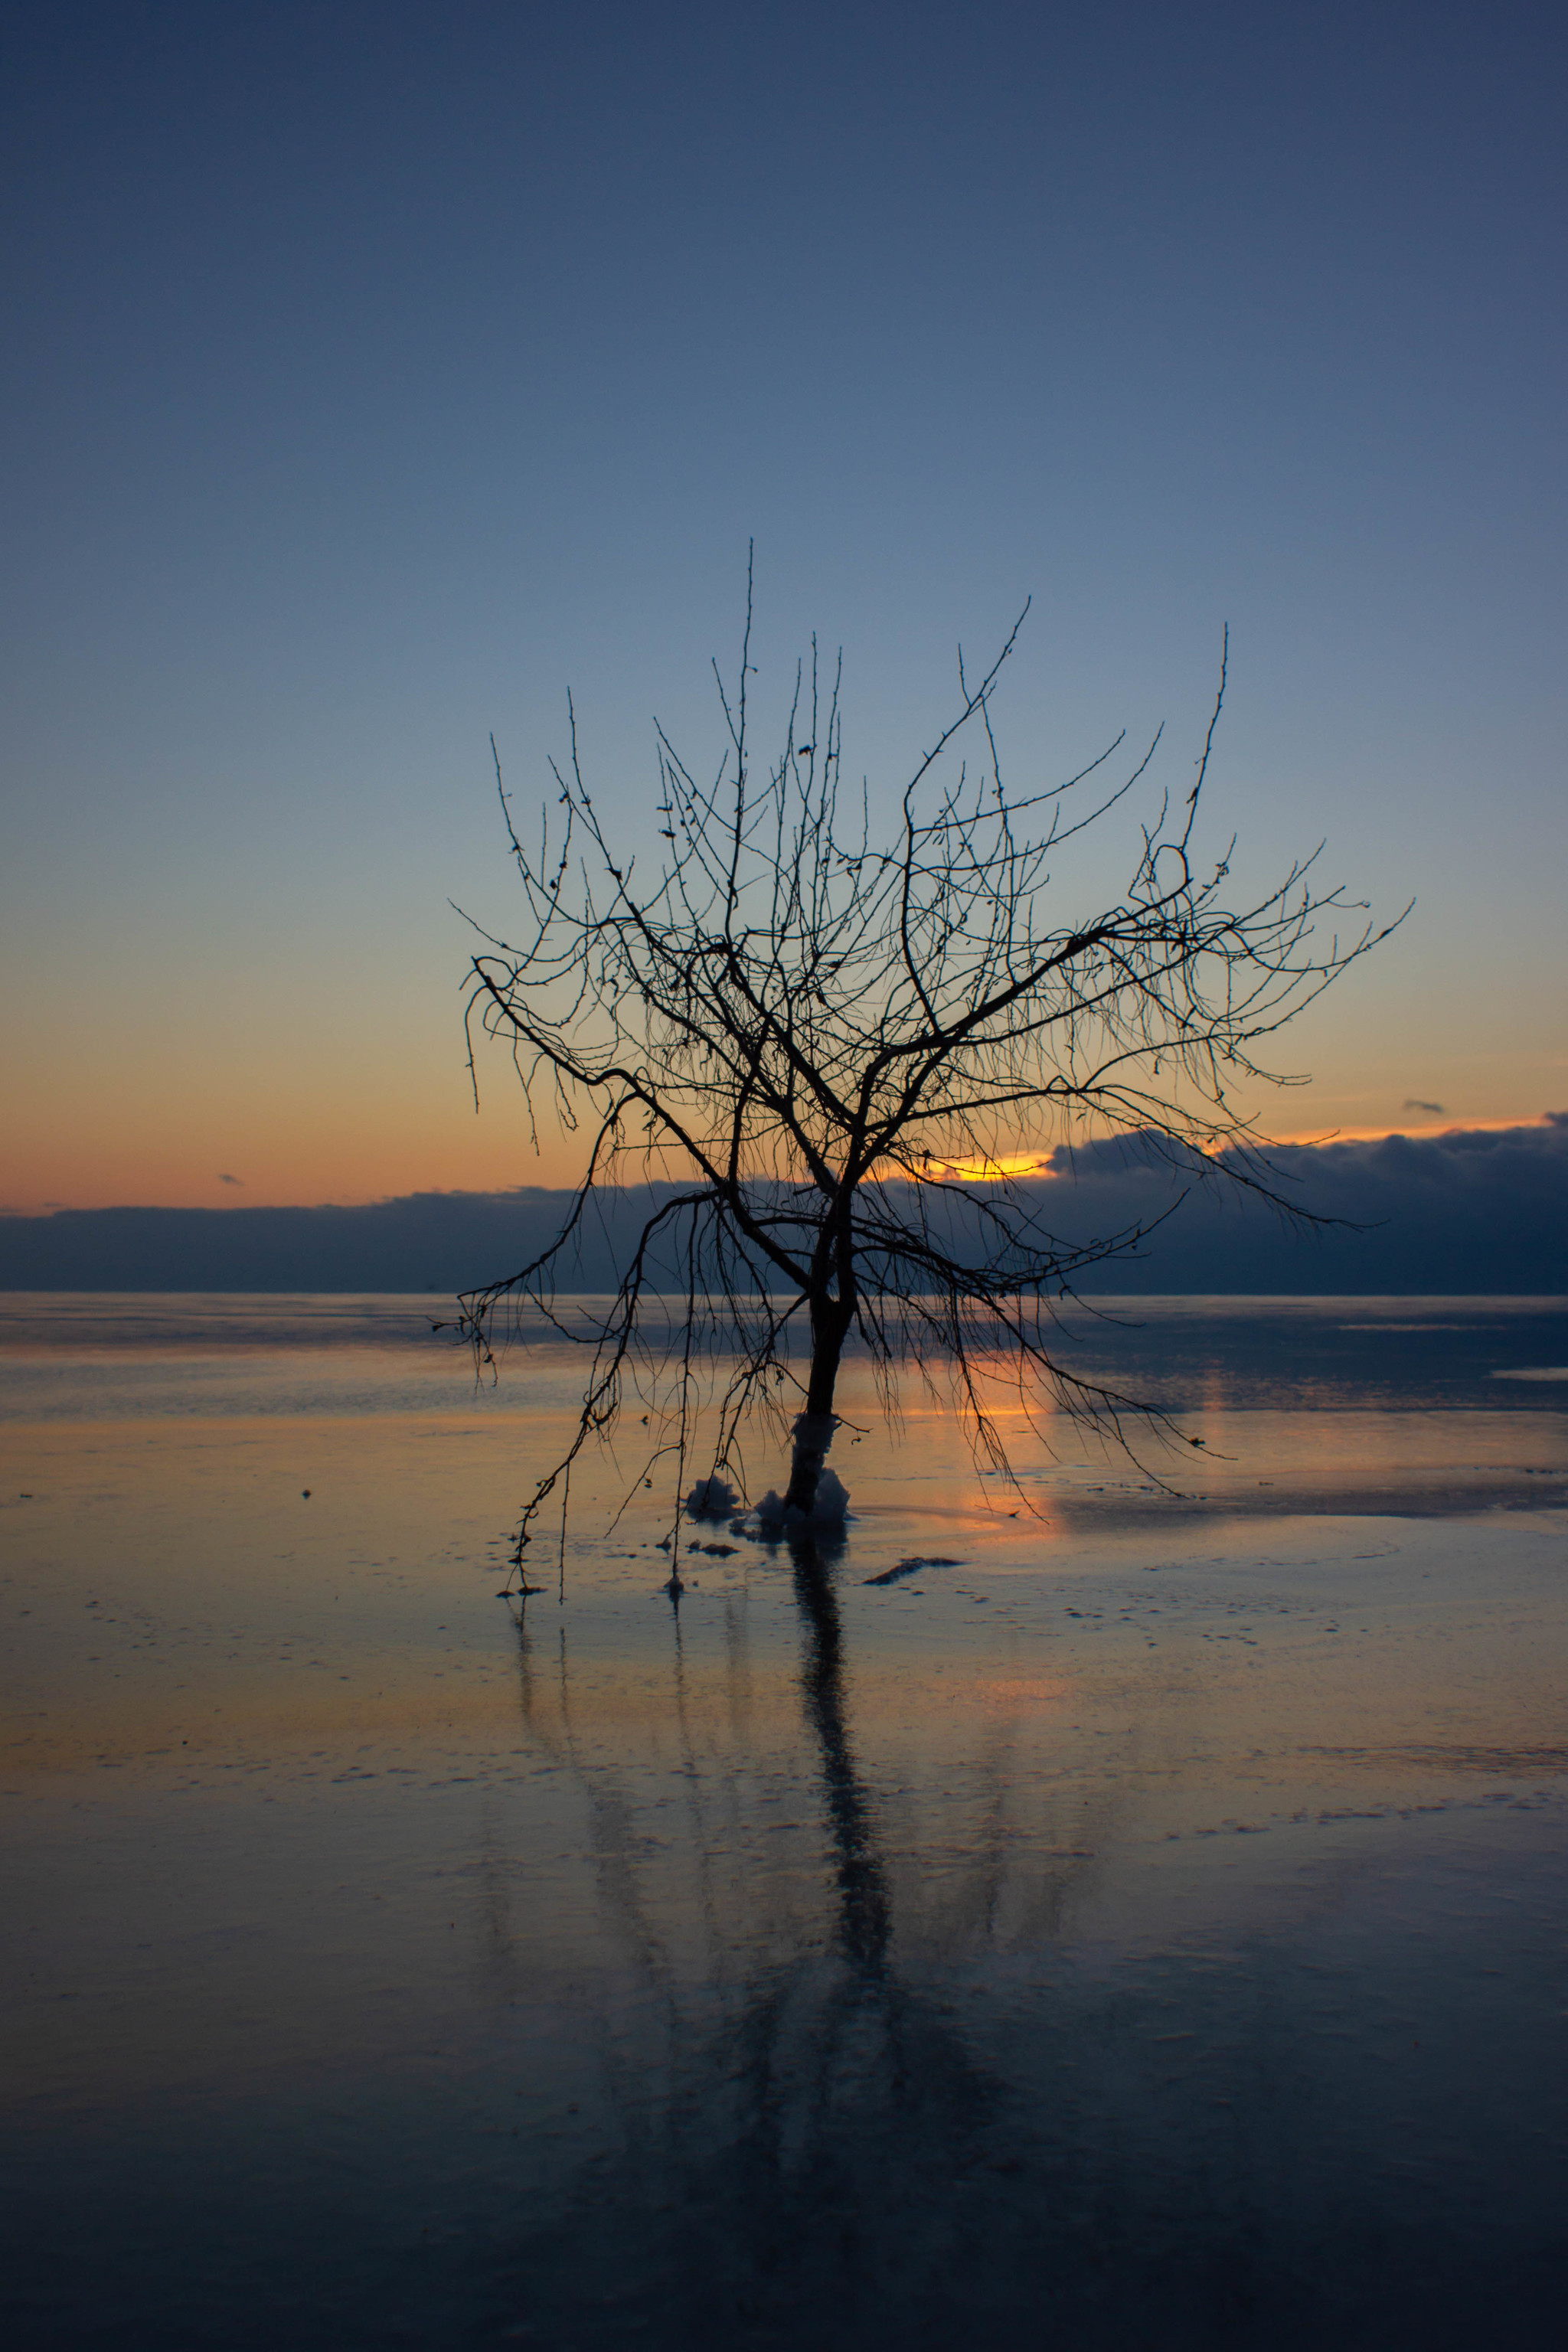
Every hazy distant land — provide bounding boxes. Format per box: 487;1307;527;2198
4;1116;1563;1294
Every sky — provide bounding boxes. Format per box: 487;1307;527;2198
2;0;1564;1214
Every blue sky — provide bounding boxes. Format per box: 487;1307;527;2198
3;0;1563;1209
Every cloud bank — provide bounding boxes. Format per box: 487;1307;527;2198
1;1119;1563;1295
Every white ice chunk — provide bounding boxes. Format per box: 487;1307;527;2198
684;1476;742;1521
754;1467;851;1527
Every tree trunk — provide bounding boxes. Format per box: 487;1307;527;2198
782;1296;851;1515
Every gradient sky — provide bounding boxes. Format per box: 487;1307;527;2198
3;0;1563;1213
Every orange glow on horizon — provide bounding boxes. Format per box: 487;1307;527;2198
902;1111;1562;1187
1259;1112;1560;1149
913;1151;1059;1183
5;1040;1559;1223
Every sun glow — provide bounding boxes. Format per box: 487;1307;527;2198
916;1152;1059;1183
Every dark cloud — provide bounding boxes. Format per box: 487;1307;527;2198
1402;1098;1446;1116
1027;1115;1568;1293
217;1173;244;1186
2;1119;1563;1295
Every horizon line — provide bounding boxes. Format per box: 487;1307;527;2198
3;1111;1562;1221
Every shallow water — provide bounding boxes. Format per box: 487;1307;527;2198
2;1295;1566;2348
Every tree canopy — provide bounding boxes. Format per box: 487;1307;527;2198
457;574;1396;1570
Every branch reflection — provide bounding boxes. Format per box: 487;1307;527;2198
789;1534;891;1970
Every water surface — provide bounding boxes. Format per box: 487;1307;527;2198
3;1295;1566;2347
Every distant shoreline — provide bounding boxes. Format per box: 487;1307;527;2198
2;1118;1564;1294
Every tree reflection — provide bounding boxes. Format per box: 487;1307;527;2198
789;1534;891;1970
486;1549;1440;2351
492;1548;1022;2346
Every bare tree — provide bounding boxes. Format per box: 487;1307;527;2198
456;567;1396;1568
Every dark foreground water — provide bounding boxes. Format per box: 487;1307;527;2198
2;1295;1566;2348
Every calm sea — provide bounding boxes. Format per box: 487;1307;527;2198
3;1294;1566;2349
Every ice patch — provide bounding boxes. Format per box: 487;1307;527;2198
863;1555;963;1587
684;1476;743;1520
754;1468;851;1528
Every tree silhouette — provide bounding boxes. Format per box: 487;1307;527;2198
458;567;1396;1562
